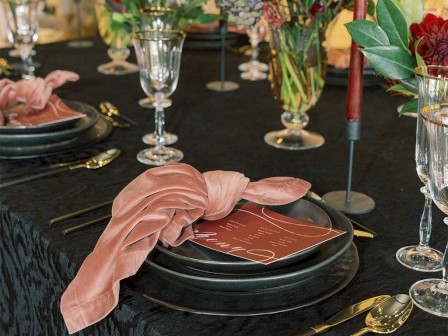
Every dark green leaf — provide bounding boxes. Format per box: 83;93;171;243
345;21;389;47
361;45;415;79
399;98;418;115
387;83;415;96
367;0;376;17
376;0;409;49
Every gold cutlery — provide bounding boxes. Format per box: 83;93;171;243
48;200;113;225
99;113;131;128
0;57;19;76
61;214;112;235
296;295;390;336
353;230;374;239
0;148;121;188
99;101;138;126
351;294;413;336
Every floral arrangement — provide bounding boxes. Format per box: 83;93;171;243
217;1;353;115
345;0;448;114
103;0;218;33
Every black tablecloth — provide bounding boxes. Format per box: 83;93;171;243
1;37;447;335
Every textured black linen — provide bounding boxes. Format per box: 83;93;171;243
0;37;446;335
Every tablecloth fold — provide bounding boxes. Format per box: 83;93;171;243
60;163;311;334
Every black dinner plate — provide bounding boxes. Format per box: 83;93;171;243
140;243;358;316
0;117;113;159
147;197;352;292
0;100;99;145
154;199;330;272
155;197;350;274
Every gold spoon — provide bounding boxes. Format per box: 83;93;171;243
99;101;138;126
0;148;121;188
351;294;413;335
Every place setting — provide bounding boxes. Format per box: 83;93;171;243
0;69;138;159
139;195;358;315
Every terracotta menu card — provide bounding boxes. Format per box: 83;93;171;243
191;202;346;265
4;94;85;127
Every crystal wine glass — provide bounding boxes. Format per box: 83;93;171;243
409;65;448;317
238;19;268;81
132;29;185;166
95;0;138;75
137;6;179;146
1;0;41;79
396;105;443;271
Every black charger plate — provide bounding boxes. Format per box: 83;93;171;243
140;243;358;316
0;117;112;159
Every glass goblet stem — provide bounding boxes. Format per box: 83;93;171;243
250;38;259;65
20;48;35;79
418;186;433;249
396;185;442;271
154;99;167;148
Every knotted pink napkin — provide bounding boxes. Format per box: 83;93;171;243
0;70;79;125
60;163;311;334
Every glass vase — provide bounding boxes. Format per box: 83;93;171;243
95;0;138;75
264;22;327;150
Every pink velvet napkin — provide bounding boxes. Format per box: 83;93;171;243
0;70;80;126
60;163;311;334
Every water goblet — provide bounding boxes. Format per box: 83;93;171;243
409;65;448;317
1;0;41;79
238;19;268;81
132;29;185;166
396;107;443;271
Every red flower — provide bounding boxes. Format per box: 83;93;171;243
409;13;448;66
310;1;324;19
262;1;286;28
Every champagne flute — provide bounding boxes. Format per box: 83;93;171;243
132;29;185;166
396;68;443;271
409;65;448;317
1;0;41;79
137;6;179;146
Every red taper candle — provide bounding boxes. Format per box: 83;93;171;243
346;0;367;121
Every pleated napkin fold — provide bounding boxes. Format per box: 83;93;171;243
0;70;79;125
60;163;311;334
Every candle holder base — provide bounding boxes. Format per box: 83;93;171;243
322;190;375;215
206;81;239;92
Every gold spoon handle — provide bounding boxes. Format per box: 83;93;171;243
351;327;373;336
0;166;75;188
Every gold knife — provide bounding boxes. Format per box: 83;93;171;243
353;229;374;238
296;295;390;336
